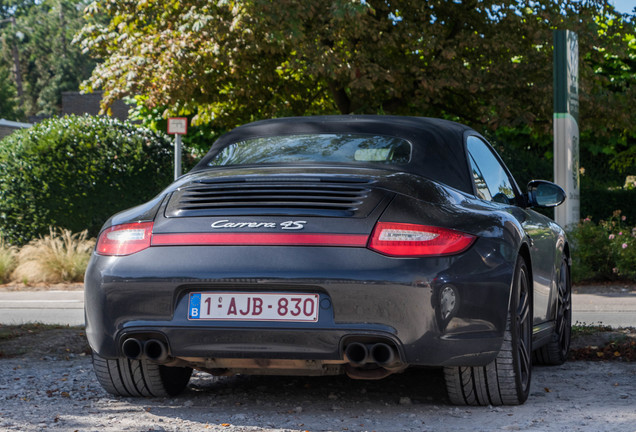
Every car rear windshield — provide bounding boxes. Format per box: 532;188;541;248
207;134;411;167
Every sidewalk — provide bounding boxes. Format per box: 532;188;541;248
0;284;635;327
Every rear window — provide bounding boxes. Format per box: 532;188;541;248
207;134;411;167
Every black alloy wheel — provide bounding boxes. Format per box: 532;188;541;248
444;255;533;406
534;256;572;365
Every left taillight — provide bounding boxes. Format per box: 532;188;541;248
368;222;476;257
96;222;154;256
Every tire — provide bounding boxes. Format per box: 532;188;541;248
533;257;572;365
444;255;533;406
92;352;192;397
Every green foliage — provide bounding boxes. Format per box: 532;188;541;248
580;187;636;223
569;210;636;283
0;65;21;120
487;126;553;187
0;115;174;245
0;0;98;118
76;0;635;149
571;322;613;337
569;218;614;282
126;96;217;158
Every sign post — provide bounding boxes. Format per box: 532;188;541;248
167;117;188;180
553;30;580;228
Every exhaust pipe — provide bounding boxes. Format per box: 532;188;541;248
344;342;369;367
370;343;396;366
121;338;143;360
144;339;169;363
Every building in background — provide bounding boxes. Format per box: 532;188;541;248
0;119;32;139
1;92;131;139
61;91;130;122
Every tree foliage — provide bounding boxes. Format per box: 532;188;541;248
0;64;21;119
0;0;98;118
77;0;634;151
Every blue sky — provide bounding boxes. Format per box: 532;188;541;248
611;0;635;15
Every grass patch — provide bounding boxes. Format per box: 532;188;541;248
0;323;69;341
0;237;17;283
11;228;94;284
572;322;614;337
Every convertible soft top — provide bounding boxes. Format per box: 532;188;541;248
193;115;476;194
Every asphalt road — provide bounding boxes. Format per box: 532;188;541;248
0;288;634;328
0;290;85;326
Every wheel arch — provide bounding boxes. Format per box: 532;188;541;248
517;242;533;285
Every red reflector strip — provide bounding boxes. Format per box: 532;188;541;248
151;233;369;247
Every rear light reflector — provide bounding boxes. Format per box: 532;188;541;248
368;222;475;257
96;222;154;256
151;233;368;247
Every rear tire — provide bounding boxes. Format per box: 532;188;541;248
92;353;192;397
444;255;532;406
533;256;571;365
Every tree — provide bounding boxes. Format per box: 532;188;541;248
0;64;21;119
580;12;636;172
77;1;634;150
0;0;38;21
0;0;98;118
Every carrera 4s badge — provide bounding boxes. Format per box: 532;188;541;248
210;220;307;230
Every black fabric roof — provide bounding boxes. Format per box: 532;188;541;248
193;115;476;193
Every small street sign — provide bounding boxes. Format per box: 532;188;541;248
167;118;187;180
167;117;188;135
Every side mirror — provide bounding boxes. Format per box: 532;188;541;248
526;180;566;208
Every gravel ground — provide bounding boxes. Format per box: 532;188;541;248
1;354;635;432
1;282;635;431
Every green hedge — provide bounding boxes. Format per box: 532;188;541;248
580;187;636;223
0;115;174;245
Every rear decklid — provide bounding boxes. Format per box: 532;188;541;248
151;168;399;238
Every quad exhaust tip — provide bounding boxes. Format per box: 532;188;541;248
344;341;404;380
344;342;401;368
121;338;143;360
344;342;369;367
144;339;169;363
121;337;169;363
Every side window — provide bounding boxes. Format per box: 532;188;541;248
466;136;516;205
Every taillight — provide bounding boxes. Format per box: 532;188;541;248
368;222;475;257
96;222;154;256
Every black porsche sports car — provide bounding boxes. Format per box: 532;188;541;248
85;115;571;406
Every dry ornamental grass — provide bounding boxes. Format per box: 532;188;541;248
11;228;95;284
0;237;18;284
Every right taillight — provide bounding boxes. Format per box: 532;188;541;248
96;222;154;256
368;222;476;257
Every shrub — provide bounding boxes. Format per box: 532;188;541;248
12;228;95;284
0;236;17;283
569;210;636;283
580;187;636;223
0;115;175;245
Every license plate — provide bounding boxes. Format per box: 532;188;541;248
188;292;319;322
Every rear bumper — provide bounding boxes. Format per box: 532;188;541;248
85;240;514;367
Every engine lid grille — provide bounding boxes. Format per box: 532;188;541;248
165;178;384;218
